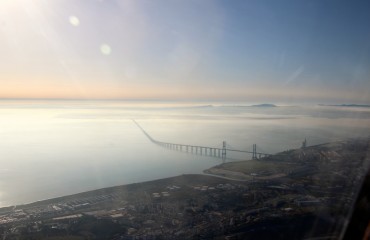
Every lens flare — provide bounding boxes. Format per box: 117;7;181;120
100;44;111;55
69;16;80;26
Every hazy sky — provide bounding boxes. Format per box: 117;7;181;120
0;0;369;103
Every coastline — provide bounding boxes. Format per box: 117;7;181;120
0;173;236;212
1;137;368;212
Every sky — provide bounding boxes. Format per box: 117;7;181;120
0;0;369;103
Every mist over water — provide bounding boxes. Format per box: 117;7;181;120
0;100;369;207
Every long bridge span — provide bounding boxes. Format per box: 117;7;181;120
133;120;272;162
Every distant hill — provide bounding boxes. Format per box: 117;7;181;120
319;104;370;108
250;103;277;107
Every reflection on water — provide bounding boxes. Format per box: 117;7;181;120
0;100;369;207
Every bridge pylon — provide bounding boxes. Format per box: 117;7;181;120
252;144;257;160
222;141;227;163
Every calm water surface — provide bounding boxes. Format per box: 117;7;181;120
0;100;369;207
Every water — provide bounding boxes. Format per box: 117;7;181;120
0;100;369;207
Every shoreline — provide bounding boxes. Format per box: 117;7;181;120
1;138;368;212
0;173;236;212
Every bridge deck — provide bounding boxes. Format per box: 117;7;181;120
132;119;272;160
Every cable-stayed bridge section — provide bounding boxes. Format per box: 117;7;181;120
133;119;272;162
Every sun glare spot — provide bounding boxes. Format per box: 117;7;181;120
100;44;112;55
69;16;80;26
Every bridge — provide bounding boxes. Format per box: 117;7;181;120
133;120;272;162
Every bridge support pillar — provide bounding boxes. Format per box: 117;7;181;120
222;141;226;163
252;144;257;160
